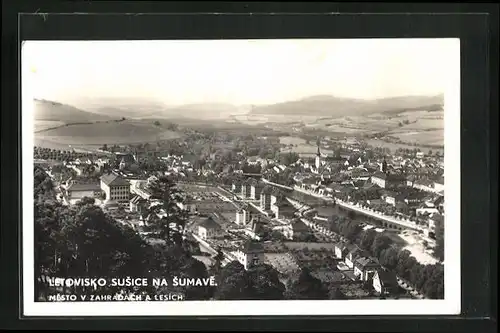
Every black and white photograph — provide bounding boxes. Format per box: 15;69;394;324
22;38;461;316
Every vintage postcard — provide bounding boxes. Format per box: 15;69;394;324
22;39;460;316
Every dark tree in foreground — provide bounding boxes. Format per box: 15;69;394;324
247;264;285;300
371;234;393;259
213;261;285;300
178;257;214;300
213;261;252;300
209;248;225;276
328;286;347;300
33;168;213;301
359;229;377;250
379;247;399;270
433;218;444;262
147;176;188;245
285;267;328;300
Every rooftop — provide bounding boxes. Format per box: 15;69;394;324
348;246;370;258
372;171;407;181
100;173;130;187
130;195;147;204
198;216;222;230
242;240;264;254
354;257;380;269
66;183;100;192
375;268;398;287
290;219;309;232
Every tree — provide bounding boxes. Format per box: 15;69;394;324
421;264;444;299
359;229;377;250
396;250;418;281
279;152;299;166
34;193;154;300
270;230;287;241
285;267;328;300
147;176;188;245
209;248;225;276
213;261;252;300
178;257;214;300
379;247;399;270
433;217;444;261
258;148;268;159
328;286;346;300
339;220;362;242
247;264;285;300
76;197;96;206
371;234;393;259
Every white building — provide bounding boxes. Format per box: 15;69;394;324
353;257;380;281
235;208;251;225
64;183;101;204
100;173;130;203
273;219;309;240
197;216;223;241
233;241;265;270
372;269;398;295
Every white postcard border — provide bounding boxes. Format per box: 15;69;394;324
21;38;461;316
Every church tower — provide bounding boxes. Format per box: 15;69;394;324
119;157;126;170
315;139;322;170
380;157;388;173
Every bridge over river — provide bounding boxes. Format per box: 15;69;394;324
283;186;423;232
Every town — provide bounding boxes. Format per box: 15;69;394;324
34;129;445;301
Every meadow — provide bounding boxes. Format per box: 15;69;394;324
34;120;66;133
364;139;444;154
279;136;334;155
34;119;182;149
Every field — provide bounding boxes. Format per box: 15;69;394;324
233;114;321;126
364;139;443;154
389;129;443;146
33;137;102;153
279;136;334;155
34;120;66;132
381;112;444;147
34;120;182;147
267;109;444;152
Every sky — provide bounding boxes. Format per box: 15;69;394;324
22;39;459;106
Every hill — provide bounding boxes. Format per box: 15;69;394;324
33;99;112;123
250;94;444;117
35;119;182;146
65;97;170;119
149;103;245;120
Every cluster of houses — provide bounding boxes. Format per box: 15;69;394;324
290;156;444;236
192;215;266;270
334;242;399;295
231;179;297;221
193;211;399;296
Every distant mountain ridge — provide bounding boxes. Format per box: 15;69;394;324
33;99;112;123
250;94;444;117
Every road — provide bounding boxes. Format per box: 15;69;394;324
292;186;423;232
335;199;423;231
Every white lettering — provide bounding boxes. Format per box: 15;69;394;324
152;278;169;287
